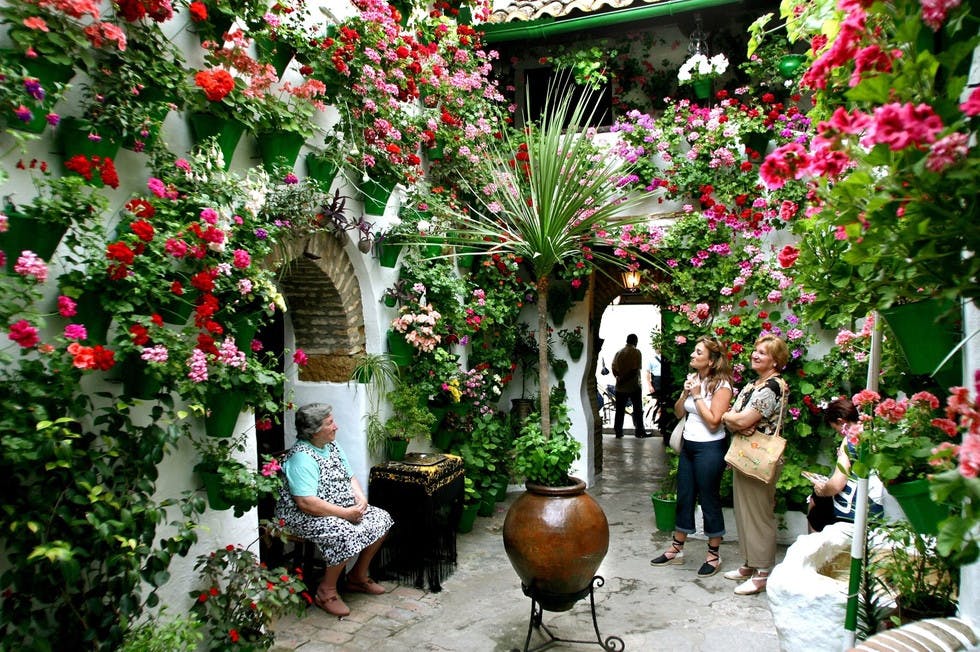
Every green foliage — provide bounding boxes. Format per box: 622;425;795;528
120;610;204;652
930;467;980;565
0;410;203;648
511;401;581;487
785;0;980;313
384;383;437;442
869;520;958;619
456;411;512;497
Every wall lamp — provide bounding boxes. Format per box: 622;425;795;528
621;270;641;292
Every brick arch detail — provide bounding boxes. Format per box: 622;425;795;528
273;234;366;382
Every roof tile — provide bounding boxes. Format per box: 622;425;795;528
489;0;666;23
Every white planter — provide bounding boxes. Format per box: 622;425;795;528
768;522;853;652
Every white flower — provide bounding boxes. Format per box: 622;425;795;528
677;53;730;84
709;54;729;75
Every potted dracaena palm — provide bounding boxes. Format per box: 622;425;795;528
443;74;660;611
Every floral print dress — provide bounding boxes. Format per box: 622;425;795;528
276;440;393;566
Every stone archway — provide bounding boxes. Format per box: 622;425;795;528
274;233;366;382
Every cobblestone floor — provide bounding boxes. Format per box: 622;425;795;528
271;431;783;652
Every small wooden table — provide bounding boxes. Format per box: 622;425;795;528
368;453;464;592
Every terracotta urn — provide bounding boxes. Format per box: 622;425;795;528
502;477;609;611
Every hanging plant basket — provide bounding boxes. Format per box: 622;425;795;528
305;153;339;189
0;206;68;273
3;54;74;133
566;340;584;362
254;35;296;78
887;479;951;536
692;79;712;100
881;298;962;388
377;241;402;268
386;329;413;367
359;179;396;216
187;112;246;170
256;131;306;172
204;392;247;438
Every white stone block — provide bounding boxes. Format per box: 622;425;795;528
768;521;853;652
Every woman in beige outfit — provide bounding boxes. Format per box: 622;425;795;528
719;335;789;596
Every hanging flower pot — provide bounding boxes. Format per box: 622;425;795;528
254;35;295;79
0;205;68;273
569;278;588;302
377;241;402;268
197;469;232;511
72;291;112;345
119;353;162;400
305;153;339;189
777;54;808;78
187;112;246;170
566;340;584;362
881;298;962;388
383;295;397;308
386;329;413;367
426;138;445;161
204;392;247;438
551;359;569;380
742;131;771;159
256;131;306;172
157;296;194;326
4;55;74;133
359;179;396;216
692;78;712;100
57;117;120;160
887;479;951;536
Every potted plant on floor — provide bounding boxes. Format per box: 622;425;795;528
651;449;678;532
868;519;958;623
446;75;656;613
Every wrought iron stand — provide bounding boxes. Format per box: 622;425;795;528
513;576;625;652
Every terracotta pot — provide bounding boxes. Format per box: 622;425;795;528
502;477;609;612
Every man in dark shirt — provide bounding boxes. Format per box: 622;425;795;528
612;334;649;438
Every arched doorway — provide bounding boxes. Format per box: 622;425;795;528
588;269;670;475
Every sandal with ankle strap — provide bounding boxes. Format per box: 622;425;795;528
697;545;721;577
650;536;685;566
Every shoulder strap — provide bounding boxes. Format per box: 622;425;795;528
772;376;788;437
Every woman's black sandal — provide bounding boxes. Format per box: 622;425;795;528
697;544;721;577
650;536;685;566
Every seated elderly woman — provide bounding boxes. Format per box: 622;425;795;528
276;403;394;618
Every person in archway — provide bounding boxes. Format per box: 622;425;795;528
276;403;394;617
612;333;649;438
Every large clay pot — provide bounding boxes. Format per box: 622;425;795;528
502;477;609;612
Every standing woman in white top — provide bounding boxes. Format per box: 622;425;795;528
650;337;733;577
